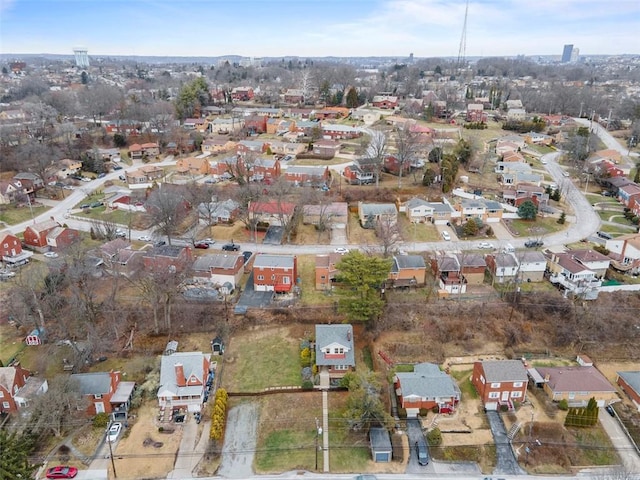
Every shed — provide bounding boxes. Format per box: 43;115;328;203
164;340;178;356
369;427;392;462
25;328;45;346
211;336;225;355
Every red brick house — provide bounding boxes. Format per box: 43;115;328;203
24;219;60;248
142;245;193;273
70;371;136;416
394;362;461;416
141;142;160;158
191;253;245;292
248;200;296;227
0;232;23;258
372;95;398;109
312;139;341;158
617;371;640;411
252;157;281;181
283;89;304;104
0;363;30;413
129;143;143;160
245;115;268;134
231;87;254;101
315;253;343;290
472;360;528;410
466;103;487;122
46;226;80;250
387;255;426;287
283;166;330;186
252;254;297;292
431;254;466;295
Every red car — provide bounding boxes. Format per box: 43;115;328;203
46;465;78;478
194;242;209;249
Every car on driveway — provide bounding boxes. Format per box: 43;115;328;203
107;422;122;442
334;247;350;254
441;231;451;241
477;242;494;249
44;252;59;258
605;404;616;417
222;242;240;251
200;238;216;245
46;465;78;478
415;440;430;465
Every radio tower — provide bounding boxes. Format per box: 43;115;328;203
456;0;469;72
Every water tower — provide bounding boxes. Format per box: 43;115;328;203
73;47;89;69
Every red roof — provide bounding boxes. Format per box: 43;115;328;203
249;201;295;216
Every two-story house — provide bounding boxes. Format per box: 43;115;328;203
315;324;355;384
472;360;528;410
158;351;212;413
0;363;31;413
394;362;461;417
315;253;343;290
518;251;547;282
23;219;60;249
252;254;297;293
545;250;606;299
70;371;135;417
312;139;341;158
285;166;331;187
387;255;426;287
459;253;487;285
485;252;519;284
191;253;245;293
431;254;466;295
0;232;29;264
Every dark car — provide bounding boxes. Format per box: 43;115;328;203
79;204;90;209
46;466;78;479
112;164;123;170
222;243;240;251
90;202;104;208
605;404;616;417
154;240;167;247
415;441;429;466
97;173;106;178
525;239;544;248
194;242;209;249
242;251;253;263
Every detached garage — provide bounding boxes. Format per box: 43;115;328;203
369;427;392;462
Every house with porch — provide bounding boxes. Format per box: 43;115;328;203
0;232;30;264
472;360;528;411
315;324;355;383
431;254;466;295
0;363;31;413
387;255;426;287
158;351;212;413
70;371;135;417
545;250;606;299
533;365;617;407
252;254;297;293
394;362;461;417
605;233;640;273
485;252;519;284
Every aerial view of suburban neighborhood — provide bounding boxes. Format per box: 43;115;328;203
1;1;640;480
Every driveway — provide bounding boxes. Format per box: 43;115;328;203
485;411;525;475
217;402;259;478
598;407;640;473
405;419;433;474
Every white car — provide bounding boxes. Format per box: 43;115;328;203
477;242;494;249
44;252;59;258
62;185;75;190
334;247;350;254
138;235;152;242
441;231;451;241
201;238;216;245
107;422;122;443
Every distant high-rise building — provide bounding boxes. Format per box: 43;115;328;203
409;53;414;64
561;44;573;63
73;48;89;69
571;48;580;63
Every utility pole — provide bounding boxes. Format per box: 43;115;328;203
108;435;118;478
314;418;322;471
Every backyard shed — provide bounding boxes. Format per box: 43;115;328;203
369;427;392;462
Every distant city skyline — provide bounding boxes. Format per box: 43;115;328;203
1;0;639;59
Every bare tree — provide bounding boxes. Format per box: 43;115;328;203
375;216;401;257
394;124;421;188
146;186;189;245
27;375;83;438
365;128;388;188
233;182;264;242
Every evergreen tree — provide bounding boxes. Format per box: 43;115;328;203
346;87;359;108
0;430;38;479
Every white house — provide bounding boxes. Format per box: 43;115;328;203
518;251;546;282
158;351;212;413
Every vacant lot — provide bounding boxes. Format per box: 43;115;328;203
0;204;49;225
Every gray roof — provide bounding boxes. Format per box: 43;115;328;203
460;253;486;268
437;255;460;272
150;245;184;258
480;360;528;382
369;427;392;451
193;253;242;272
253;254;295;269
393;255;426;271
428;202;453;213
520;251;546;264
315;324;355;367
405;197;431;209
396;362;461;400
617;371;640;395
159;351;211;398
360;203;397;216
493;253;519;268
285;165;327;176
70;372;111;395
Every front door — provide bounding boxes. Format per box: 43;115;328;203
501;391;509;402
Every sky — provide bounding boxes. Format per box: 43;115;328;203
1;0;639;59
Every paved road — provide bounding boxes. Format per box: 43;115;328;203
217;402;259;478
574;118;639;169
405;419;433;474
598;407;640;473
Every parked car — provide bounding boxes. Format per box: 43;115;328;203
441;231;451;241
138;235;152;242
415;441;430;465
97;173;106;178
154;240;167;247
107;422;122;442
597;231;612;240
62;185;75;190
477;242;494;249
112;164;123;170
334;247;350;254
194;242;210;249
90;202;104;208
44;252;59;258
524;239;544;248
201;238;216;245
79;204;90;209
605;404;616;417
118;175;126;181
46;466;78;479
222;243;240;251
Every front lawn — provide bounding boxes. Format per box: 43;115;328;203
0;204;49;225
397;216;440;243
506;217;564;237
221;327;302;392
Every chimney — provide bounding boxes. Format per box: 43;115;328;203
544;373;550;382
175;363;186;386
347;330;351;341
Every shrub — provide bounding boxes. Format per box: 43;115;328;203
427;427;443;446
558;399;569;410
500;404;509;412
301;380;314;390
93;412;110;429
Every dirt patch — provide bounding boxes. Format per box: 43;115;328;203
112;401;182;480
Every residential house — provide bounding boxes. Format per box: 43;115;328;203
372;95;399;109
617;371;640;411
158;351;212;412
266;118;292;135
315;253;343;290
518;251;547;282
472;360;528;410
284;166;330;187
456;199;503;224
402;198;434;223
209;156;242;177
507;108;527;122
237;139;269;156
197;199;239;224
283;89;305;104
394;362;461;416
100;239;142;277
605;233;640;273
70;371;135;417
191;253;245;292
545;250;603;300
524;131;553;146
383;154;425;176
245;115;268;134
534;365;617;407
252;254;297;293
46;226;80;250
350;108;382;125
358;202;398;228
201;136;236;155
0;232;24;259
142;245;193;273
176;157;209;176
231;87;254;101
13;375;48;412
303;202;348;229
502;183;548;208
125;165;164;186
566;249;611;277
459;253;486;285
505;99;524;110
268;141;307;157
369;427;393;463
128;143;143;160
183;118;208;131
13;172;45;194
0;363;31;413
315;324;355;381
485;252;519;284
249;200;296;227
209;117;244;134
343;165;375;185
0;181;20;204
466;103;487;122
23;219;60;248
322;124;361;140
52;158;83;179
502;150;526;163
617;183;640;207
251;157;281;182
431;254;466;295
387;255;426;287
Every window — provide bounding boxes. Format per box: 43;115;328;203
511;391;522;398
94;394;103;399
283;276;290;284
488;392;499;399
513;382;523;388
491;382;501;388
271;274;276;280
333;347;344;354
0;391;4;398
257;275;264;281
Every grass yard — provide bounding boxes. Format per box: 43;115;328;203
397;216;440;243
0;323;26;365
506;217;565;237
298;254;335;305
585;194;619;205
347;213;378;245
0;204;49;224
431;444;497;472
221;326;302;392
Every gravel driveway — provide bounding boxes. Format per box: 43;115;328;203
217;402;259;478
